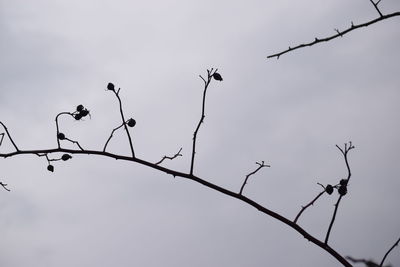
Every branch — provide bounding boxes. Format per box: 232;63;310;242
369;0;383;17
267;11;400;59
0;181;10;192
190;68;222;175
0;133;4;147
325;142;355;244
155;147;183;165
346;256;382;267
103;123;125;152
0;146;352;266
380;236;400;267
107;85;135;158
239;161;270;195
0;121;19;151
294;183;326;223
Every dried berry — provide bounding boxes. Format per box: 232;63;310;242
340;179;348;186
107;82;115;91
61;154;72;161
47;165;54;172
74;113;83;120
212;72;223;81
325;184;334;195
338;185;347;196
80;109;89;117
57;133;66;140
127;118;136;127
76;105;84;111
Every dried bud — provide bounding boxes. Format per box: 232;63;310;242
325;184;334;195
340;179;348;186
338;185;347;196
76;105;84;112
57;133;66;140
127;118;136;127
61;154;72;161
107;82;115;91
47;165;54;172
74;113;83;120
212;72;223;81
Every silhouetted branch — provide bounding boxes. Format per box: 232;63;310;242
369;0;383;17
0;181;10;192
239;161;270;195
267;11;400;59
0;146;352;267
103;123;125;152
380;236;400;267
346;256;383;267
108;85;135;158
325;142;355;244
55;112;74;148
155;147;183;165
294;183;326;223
0;121;19;151
0;133;4;147
190;68;221;175
64;138;84;151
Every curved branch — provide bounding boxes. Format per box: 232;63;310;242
239;161;270;195
267;11;400;59
155;147;183;165
380;236;400;267
0;147;352;267
0;121;19;151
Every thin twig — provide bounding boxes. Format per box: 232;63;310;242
190;68;216;175
380;236;400;267
346;256;382;267
111;89;135;158
0;133;4;147
0;121;19;151
103;123;125;152
0;181;10;192
155;147;183;165
369;0;383;17
55;112;73;148
239;161;270;195
294;183;326;223
267;11;400;59
65;138;84;151
325;142;355;244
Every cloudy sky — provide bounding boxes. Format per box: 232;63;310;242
1;0;400;266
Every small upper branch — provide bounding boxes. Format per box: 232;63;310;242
369;0;383;17
155;147;183;165
267;11;400;59
107;83;135;158
103;123;125;152
55;112;74;148
189;68;222;175
0;121;19;151
324;142;355;244
380;236;400;267
0;133;4;146
239;161;270;195
0;181;10;192
294;183;326;223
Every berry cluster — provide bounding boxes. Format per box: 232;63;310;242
325;179;349;196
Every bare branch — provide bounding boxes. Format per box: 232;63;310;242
55;112;74;148
294;183;326;223
369;0;383;17
267;11;400;59
346;256;382;267
103;123;125;152
155;147;183;165
0;181;10;192
239;161;270;195
65;138;84;151
380;236;400;267
109;87;135;158
0;121;20;151
0;133;4;147
325;142;355;244
190;68;221;175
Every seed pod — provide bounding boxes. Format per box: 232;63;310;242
107;82;115;91
212;72;223;81
57;133;66;140
47;165;54;172
76;105;84;111
61;154;72;161
340;179;348;186
127;118;136;127
338;185;347;196
74;113;83;120
325;184;334;195
80;109;89;117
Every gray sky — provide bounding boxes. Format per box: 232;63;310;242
1;0;400;266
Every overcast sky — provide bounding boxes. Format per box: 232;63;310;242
1;0;400;266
